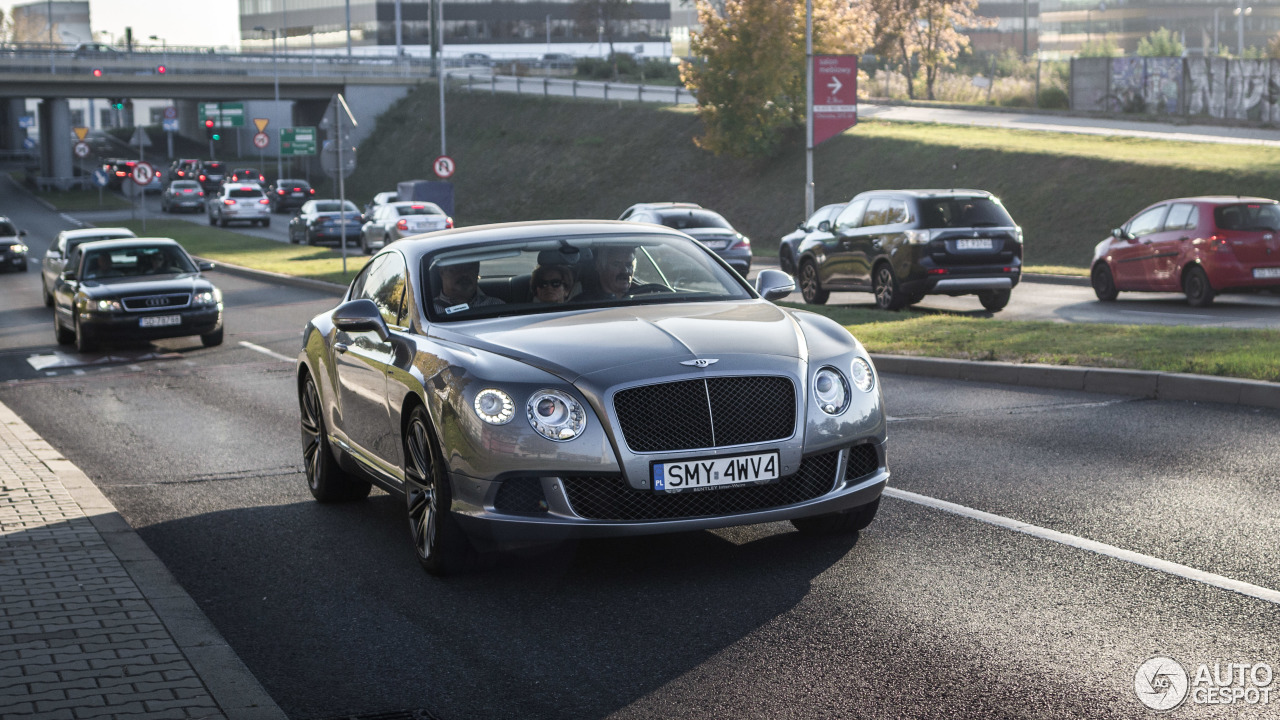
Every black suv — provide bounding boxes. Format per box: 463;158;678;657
195;161;226;193
795;189;1022;311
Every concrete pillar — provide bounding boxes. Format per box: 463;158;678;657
39;98;74;189
176;99;201;140
4;99;28;153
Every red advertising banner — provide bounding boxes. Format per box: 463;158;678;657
812;55;858;146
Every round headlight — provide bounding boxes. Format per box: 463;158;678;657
527;389;586;442
851;357;875;393
473;388;514;425
814;367;849;415
94;299;121;313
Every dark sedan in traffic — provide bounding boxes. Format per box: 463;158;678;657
52;238;224;352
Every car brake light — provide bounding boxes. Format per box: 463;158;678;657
730;235;751;250
445;217;454;229
223;199;235;206
411;204;425;210
115;171;126;177
198;191;204;196
259;198;270;205
308;188;315;194
927;268;949;275
277;189;285;195
199;174;206;182
396;219;409;231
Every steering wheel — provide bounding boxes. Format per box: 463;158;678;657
627;283;673;296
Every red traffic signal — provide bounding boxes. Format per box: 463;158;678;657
156;65;167;75
91;68;103;77
204;119;215;129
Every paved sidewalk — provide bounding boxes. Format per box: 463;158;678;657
0;401;286;720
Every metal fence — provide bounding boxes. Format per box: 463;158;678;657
459;73;692;105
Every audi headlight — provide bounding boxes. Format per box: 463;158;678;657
12;243;27;254
194;289;222;306
473;388;515;425
850;357;876;393
92;299;122;313
527;390;586;441
814;367;849;415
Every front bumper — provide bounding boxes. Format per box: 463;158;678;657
451;442;888;546
77;307;222;342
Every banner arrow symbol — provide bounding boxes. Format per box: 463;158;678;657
827;76;843;95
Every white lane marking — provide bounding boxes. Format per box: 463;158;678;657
883;487;1280;606
1119;310;1218;320
238;341;295;363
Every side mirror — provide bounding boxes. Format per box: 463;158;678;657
817;220;831;233
755;268;796;302
332;298;390;341
797;221;806;231
1113;227;1136;242
18;229;27;238
197;261;215;271
61;270;76;282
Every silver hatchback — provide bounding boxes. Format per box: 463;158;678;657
208;183;271;227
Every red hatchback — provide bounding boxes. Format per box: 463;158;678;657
1092;196;1280;306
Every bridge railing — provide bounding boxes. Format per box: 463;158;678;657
457;73;694;106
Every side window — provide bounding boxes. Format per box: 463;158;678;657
66;247;83;276
361;253;407;327
1164;204;1196;231
1127;206;1168;237
862;198;892;227
887;200;911;225
833;199;867;232
348;256;381;302
56;234;67;254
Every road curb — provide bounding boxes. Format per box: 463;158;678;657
199;256;348;296
0;401;288;720
1022;272;1090;286
871;355;1280;410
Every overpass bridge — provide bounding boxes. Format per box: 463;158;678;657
0;46;430;187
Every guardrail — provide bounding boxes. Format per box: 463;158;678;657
458;73;693;105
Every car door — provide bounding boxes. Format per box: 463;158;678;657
844;197;900;289
44;233;69;290
1148;202;1197;290
1110;205;1168;289
334;254;407;465
822;198;870;289
53;247;85;329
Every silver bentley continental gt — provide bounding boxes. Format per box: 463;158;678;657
297;221;889;575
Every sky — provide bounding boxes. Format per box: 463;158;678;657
3;0;242;48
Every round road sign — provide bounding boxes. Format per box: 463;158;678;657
163;106;178;120
73;141;91;158
91;168;109;187
252;132;270;149
433;155;455;179
131;161;155;186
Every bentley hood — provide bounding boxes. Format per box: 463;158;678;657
434;301;804;381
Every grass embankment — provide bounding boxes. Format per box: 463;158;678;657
116;220;359;285
331;87;1280;270
784;304;1280;382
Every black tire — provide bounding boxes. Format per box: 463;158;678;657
904;291;926;306
978;288;1011;312
1183;265;1215;307
404;405;474;576
791;498;880;535
362;235;372;255
261;218;271;228
74;317;95;353
207;212;216;226
54;315;73;345
1091;263;1119;302
798;259;829;305
305;232;316;246
300;374;371;503
289;228;298;244
201;326;224;347
218;215;227;228
42;277;53;307
779;247;795;276
872;264;905;310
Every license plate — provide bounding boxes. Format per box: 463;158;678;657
1253;267;1280;279
139;315;181;328
956;238;994;250
653;451;780;493
11;257;23;264
702;240;729;250
291;192;303;196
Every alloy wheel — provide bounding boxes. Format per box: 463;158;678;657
405;416;438;564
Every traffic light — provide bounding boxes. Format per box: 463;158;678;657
156;64;167;75
205;118;218;141
91;68;103;77
112;98;125;110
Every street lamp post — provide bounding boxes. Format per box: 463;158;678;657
1213;7;1223;55
255;26;283;182
149;35;167;68
1235;3;1252;56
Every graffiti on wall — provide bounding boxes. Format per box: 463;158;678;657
1080;58;1280;122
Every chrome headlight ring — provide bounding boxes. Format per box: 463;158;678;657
473;388;515;425
850;357;876;393
527;389;587;442
814;366;850;415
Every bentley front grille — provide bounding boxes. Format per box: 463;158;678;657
562;450;840;521
613;376;796;453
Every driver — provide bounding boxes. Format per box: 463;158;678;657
433;261;504;314
577;245;642;301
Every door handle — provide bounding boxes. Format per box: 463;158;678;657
335;343;349;354
1178;236;1190;242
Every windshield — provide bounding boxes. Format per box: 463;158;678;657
397;204;444;216
424;234;753;322
655;210;734;231
0;222;16;236
1215;203;1280;231
917;197;1015;229
82;245;197;279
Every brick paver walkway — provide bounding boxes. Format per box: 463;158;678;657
0;401;284;719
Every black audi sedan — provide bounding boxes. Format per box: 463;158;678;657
51;238;224;353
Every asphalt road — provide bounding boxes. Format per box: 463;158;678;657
2;183;1279;719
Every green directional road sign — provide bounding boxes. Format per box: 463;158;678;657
198;102;245;128
279;127;317;156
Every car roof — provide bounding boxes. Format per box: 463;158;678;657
387;220;692;263
58;227;136;240
853;189;995;200
1157;195;1279;204
75;237;184;252
628;202;702;211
